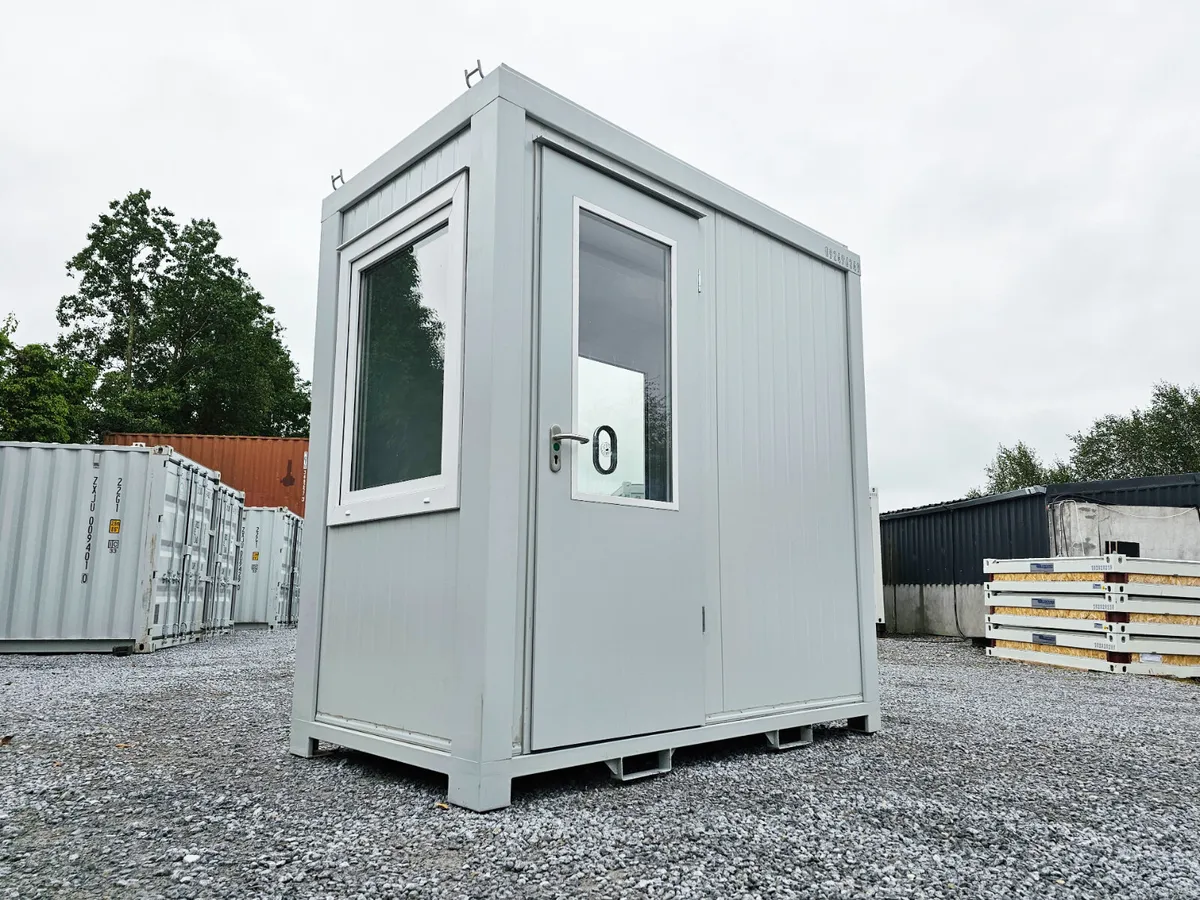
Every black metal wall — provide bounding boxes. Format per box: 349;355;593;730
881;474;1200;586
1045;473;1200;508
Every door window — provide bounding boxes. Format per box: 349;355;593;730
573;203;676;508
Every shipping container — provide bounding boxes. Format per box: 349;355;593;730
880;473;1200;637
290;65;879;811
0;442;242;653
103;434;308;516
235;506;303;628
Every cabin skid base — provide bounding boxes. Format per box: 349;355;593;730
291;699;880;811
988;645;1200;679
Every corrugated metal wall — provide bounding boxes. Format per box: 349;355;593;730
104;434;308;516
340;131;471;243
882;474;1200;586
882;492;1051;585
0;445;155;642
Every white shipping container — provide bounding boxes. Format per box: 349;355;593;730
236;506;303;628
0;442;240;653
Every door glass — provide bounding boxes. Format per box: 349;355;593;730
576;209;672;503
351;227;450;491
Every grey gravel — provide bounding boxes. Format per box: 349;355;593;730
2;632;1199;899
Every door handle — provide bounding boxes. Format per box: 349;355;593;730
549;425;589;473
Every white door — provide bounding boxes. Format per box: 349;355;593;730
531;151;707;751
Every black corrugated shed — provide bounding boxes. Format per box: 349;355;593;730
881;474;1200;585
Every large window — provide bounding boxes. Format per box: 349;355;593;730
330;173;467;524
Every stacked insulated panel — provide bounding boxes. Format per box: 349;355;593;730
985;554;1200;678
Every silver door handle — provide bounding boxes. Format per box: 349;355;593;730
549;425;588;473
550;425;589;445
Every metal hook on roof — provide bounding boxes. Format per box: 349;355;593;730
330;169;345;190
464;59;484;89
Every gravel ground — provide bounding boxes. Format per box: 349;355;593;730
2;632;1199;900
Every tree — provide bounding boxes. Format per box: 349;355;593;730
966;382;1200;497
968;441;1073;497
56;190;310;438
56;190;174;380
0;316;97;443
1070;383;1200;480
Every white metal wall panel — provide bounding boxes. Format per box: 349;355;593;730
0;445;155;643
340;130;470;243
713;215;864;712
871;488;885;626
316;514;458;743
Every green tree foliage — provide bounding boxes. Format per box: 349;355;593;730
0;316;97;443
56;190;310;437
968;441;1073;497
1070;383;1200;480
968;382;1200;497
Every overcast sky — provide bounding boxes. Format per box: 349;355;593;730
2;1;1197;510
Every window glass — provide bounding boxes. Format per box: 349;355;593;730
576;210;672;503
351;226;450;491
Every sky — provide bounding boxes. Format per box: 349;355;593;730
2;1;1197;510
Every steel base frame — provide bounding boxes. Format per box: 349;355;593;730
0;639;138;655
988;646;1200;679
291;698;880;812
986;624;1113;652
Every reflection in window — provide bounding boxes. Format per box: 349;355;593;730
577;210;672;502
351;227;450;491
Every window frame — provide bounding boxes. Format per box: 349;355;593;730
327;172;468;526
570;197;680;511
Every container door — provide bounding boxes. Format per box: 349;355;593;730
275;513;292;626
152;460;191;640
530;150;706;751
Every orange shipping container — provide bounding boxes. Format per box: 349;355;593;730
103;434;309;516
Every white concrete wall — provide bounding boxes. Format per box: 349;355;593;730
884;584;985;638
1049;501;1200;560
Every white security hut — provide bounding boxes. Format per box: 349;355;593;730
236;506;303;628
291;65;879;810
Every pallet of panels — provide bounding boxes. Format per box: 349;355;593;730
983;554;1200;679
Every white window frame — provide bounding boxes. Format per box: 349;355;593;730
327;172;467;526
570;197;680;511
